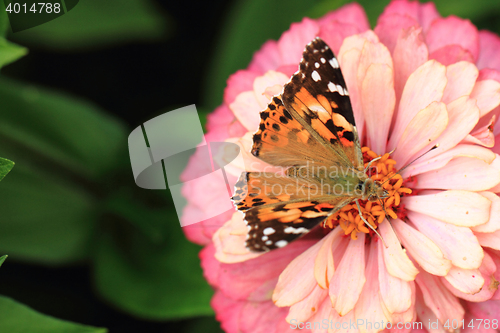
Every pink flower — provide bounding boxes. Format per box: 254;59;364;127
181;1;500;332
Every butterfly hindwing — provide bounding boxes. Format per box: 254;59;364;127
282;37;364;170
232;172;352;252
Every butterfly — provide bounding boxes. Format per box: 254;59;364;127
231;37;389;252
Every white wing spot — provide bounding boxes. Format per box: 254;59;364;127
329;57;340;68
311;70;321;82
320;58;326;64
263;227;275;235
275;240;288;248
284;226;309;234
262;235;268;241
328;82;336;93
265;240;272;245
315;62;320;68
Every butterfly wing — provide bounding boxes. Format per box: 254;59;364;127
235;37;364;252
233;172;351;252
281;37;364;170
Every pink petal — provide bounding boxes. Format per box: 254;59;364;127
443;266;484;295
329;308;358;333
248;40;282;74
402;144;495;178
442;61;479;104
408;211;484;269
354;241;391;324
211;291;246;333
475;229;500;251
240;298;293;333
418;2;441;32
230;90;263;131
415;156;500;191
329;233;366;316
318;3;370;32
379;221;419;281
387;280;417;327
217;237;314;302
308;297;332;333
389;60;447;151
277;18;319;66
377;236;412;313
414;288;443;333
252;70;289;107
472;191;500;233
337;31;380;142
442;253;497;302
273;238;323;306
416;97;479;162
429;45;475;66
403;190;491;227
426;16;479;62
314;227;346;289
374;13;419;54
224;70;260;105
286;284;328;323
415;270;464;324
213;212;263;263
470;79;500;117
318;22;362;56
392;26;428;106
358;42;395;154
464;115;496;148
392;219;451;276
468;298;500;320
479;68;500;82
477;30;500;71
392;101;448;166
200;244;221;287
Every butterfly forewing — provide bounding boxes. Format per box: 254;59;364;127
235;37;364;252
282;37;364;169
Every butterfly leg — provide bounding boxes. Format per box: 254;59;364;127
355;199;388;248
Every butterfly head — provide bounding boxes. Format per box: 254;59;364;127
359;178;389;202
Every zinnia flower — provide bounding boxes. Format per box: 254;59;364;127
181;1;500;332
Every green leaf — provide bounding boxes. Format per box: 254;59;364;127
0;160;97;263
94;209;214;320
0;1;9;37
0;78;126;180
0;255;7;267
0;295;107;332
0;78;127;264
0;38;27;69
0;157;14;181
8;0;170;50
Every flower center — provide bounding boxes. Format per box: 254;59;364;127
323;147;412;240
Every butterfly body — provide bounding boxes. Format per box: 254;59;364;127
232;37;388;252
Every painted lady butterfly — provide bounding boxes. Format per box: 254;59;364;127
232;37;389;252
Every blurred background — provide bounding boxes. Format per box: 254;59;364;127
0;0;499;332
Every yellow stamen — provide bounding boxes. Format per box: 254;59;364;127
325;147;413;239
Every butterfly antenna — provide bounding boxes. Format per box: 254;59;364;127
382;144;439;185
355;199;388;248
